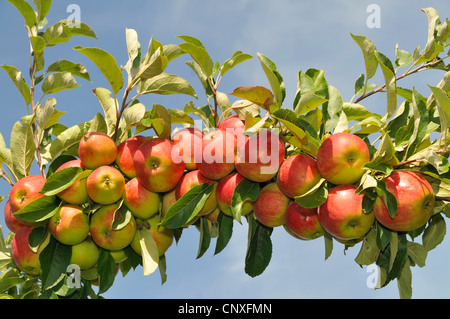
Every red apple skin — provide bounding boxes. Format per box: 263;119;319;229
172;127;203;171
55;159;89;205
372;171;435;232
253;183;290;227
285;201;325;240
134;138;185;193
216;172;254;217
318;184;375;240
175;170;218;216
161;188;177;218
235;129;285;183
86;166;125;205
48;205;90;246
4;200;26;233
115;135;148;179
316;132;370;185
276;154;322;198
9;175;46;213
218;114;245;139
123;177;161;220
197;129;237;181
89;203;137;251
78;132;118;169
11;226;50;275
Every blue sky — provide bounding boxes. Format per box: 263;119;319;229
0;0;449;299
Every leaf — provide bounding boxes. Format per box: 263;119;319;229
97;248;116;294
46;60;90;81
60;20;97;39
43;21;72;46
167;108;194;126
136;73;197;98
123;102;146;128
395;44;413;69
33;0;52;22
93;88;118;136
350;33;378;80
374;50;397;121
197;217;211;259
230;178;259;223
376;180;398;218
245;217;273;278
138;229;159;276
41;72;79;94
407;242;427;268
272;109;308;146
40;236;72;291
14;195;60;223
10;120;36;179
136;38;168;81
74;46;124;94
397;259;412;299
160;183;215;229
294;179;328;209
8;0;37;29
178;36;214;77
0;65;31;106
230;86;275;111
422;213;446;251
323;232;333;260
220;51;253;76
40;166;85;196
214;212;234;255
354;228;380;266
29;35;46;54
257;52;285;107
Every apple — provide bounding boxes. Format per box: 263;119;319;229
131;215;174;257
11;226;50;275
372;170;435;232
172;127;203;171
161;188;177;218
109;249;128;263
89;203;137;251
216;172;254;217
134;137;185;193
253;182;290;227
78;132;118;169
285;201;325;240
70;236;100;270
316;132;370;185
115;135;148;179
48;204;90;246
175;169;218;217
55;159;89;205
86;165;125;205
123;177;161;220
205;208;220;223
218;114;245;139
235;128;285;183
318;184;374;240
276;153;322;198
197;129;236;180
4;200;26;233
9;175;46;213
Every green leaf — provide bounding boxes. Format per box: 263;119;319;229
0;65;31;106
294;179;328;209
245;217;273;278
197;217;211;259
257;52;285;107
376;180;398;218
323;232;333;260
374;50;397;121
60;20;97;39
230;178;259;223
395;44;413;69
97;248;116;294
407;242;427;268
40;236;72;291
93;88;118;137
42;72;79;94
0;269;26;293
40;166;85;196
214;212;234;255
141;104;171;139
136;37;168;81
388;233;408;281
10;120;36;179
74;46;124;94
8;0;37;29
397;259;412;299
422;213;446;251
136;73;197;98
33;0;52;22
272;108;308;146
322;85;342;134
350;33;378;80
160;183;215;229
220;51;253;76
14;195;59;223
43;21;72;46
230;86;275;111
46;60;90;81
123;102;146;129
354;228;380;266
30;35;46;54
178;36;214;77
138;229;159;276
185;60;213;96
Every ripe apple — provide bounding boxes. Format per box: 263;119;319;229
285;201;325;240
55;159;89;205
161;188;177;218
197;129;236;180
316;132;370;185
134;137;185;193
172;127;203;171
86;165;125;205
78;132;118;169
218;114;245;139
115;135;148;179
9;175;46;213
216;172;254;217
175;170;218;216
205;208;220;223
123;177;161;220
318;184;374;240
253;182;290;227
11;226;50;275
70;236;100;270
235;128;285;183
131;215;174;257
89;203;137;251
4;200;26;233
48;204;90;245
276;153;322;198
372;170;435;232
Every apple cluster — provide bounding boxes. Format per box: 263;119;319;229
4;113;436;280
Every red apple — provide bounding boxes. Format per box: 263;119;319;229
131;215;174;257
123;177;161;220
55;159;89;205
372;171;435;232
161;188;177;218
4;200;26;233
316;132;370;185
115;135;148;179
175;170;218;217
216;172;254;217
86;166;125;205
9;175;46;213
253;182;290;227
78;132;118;169
218;114;245;140
277;153;322;198
89;203;137;251
318;184;374;240
48;204;90;245
134;138;185;193
285;201;325;240
197;129;236;180
11;226;50;275
235;128;285;183
70;236;100;270
172;127;203;171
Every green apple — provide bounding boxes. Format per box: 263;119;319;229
70;236;100;270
